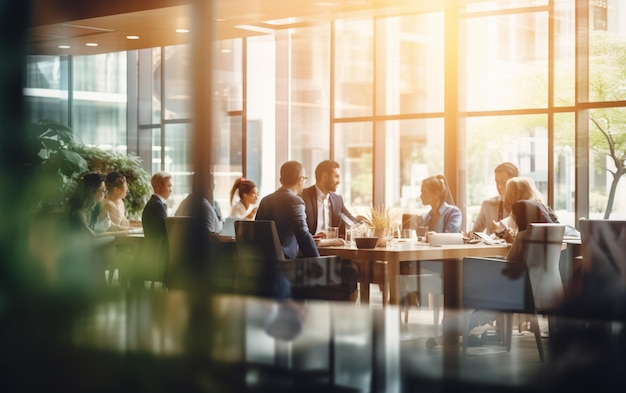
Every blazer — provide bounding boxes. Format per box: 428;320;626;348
255;187;319;260
142;194;167;243
300;185;360;237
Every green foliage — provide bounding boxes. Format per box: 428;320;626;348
25;120;151;218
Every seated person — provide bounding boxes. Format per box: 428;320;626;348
471;162;518;235
103;171;141;230
426;177;558;349
68;171;111;236
418;174;462;233
228;177;259;220
300;159;360;246
175;172;223;234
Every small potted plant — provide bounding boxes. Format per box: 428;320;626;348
358;205;399;247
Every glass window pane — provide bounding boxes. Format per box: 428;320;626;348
164;123;192;213
138;48;162;125
72;52;127;153
247;35;276;198
383;119;444;213
465;12;548;111
290;24;330;170
215;39;243;112
334;19;373;118
465;114;549;229
588;7;626;102
214;115;242;212
554;0;576;107
379;13;444;115
554;112;576;227
163;45;191;120
588;108;626;219
334;122;373;215
24;55;69;123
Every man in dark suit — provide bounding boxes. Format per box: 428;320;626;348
137;171;172;287
255;160;318;260
300;159;360;239
142;171;173;243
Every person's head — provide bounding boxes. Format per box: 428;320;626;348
105;171;128;200
503;177;543;212
151;171;173;200
494;162;519;197
280;161;308;193
230;177;258;206
70;171;107;212
420;174;455;208
314;160;341;194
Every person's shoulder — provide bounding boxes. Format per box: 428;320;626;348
481;195;500;205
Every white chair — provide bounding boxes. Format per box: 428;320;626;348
462;223;565;361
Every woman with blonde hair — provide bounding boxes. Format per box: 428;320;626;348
498;177;558;241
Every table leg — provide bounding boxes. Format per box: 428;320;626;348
358;260;371;304
388;256;399;305
442;258;461;373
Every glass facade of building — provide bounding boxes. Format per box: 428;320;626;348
22;0;626;223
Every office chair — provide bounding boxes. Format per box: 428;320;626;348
462;223;565;361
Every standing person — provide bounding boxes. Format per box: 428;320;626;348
68;171;111;235
300;159;360;239
472;162;519;235
255;161;319;259
419;174;462;233
175;172;223;233
142;171;172;245
228;177;259;220
103;171;141;230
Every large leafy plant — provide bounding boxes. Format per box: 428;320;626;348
25;119;150;218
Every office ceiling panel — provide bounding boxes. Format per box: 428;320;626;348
28;0;447;56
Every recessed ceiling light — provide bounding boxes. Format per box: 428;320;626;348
176;28;189;33
85;42;98;47
126;35;140;40
214;17;226;22
58;45;70;49
220;48;232;54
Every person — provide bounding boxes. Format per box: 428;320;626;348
471;162;519;235
103;171;141;230
300;159;360;240
142;171;172;245
255;161;319;260
426;176;558;349
174;172;223;233
497;177;559;256
228;177;259;220
418;174;462;233
68;171;111;235
301;160;359;300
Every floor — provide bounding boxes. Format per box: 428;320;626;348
368;284;553;393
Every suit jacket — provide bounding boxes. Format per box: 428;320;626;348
174;193;223;233
472;195;507;234
300;185;359;237
142;194;167;243
255;187;319;260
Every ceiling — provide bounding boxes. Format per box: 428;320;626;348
28;0;448;56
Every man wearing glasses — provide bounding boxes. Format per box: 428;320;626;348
255;160;318;260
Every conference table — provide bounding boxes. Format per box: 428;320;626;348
317;241;511;308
